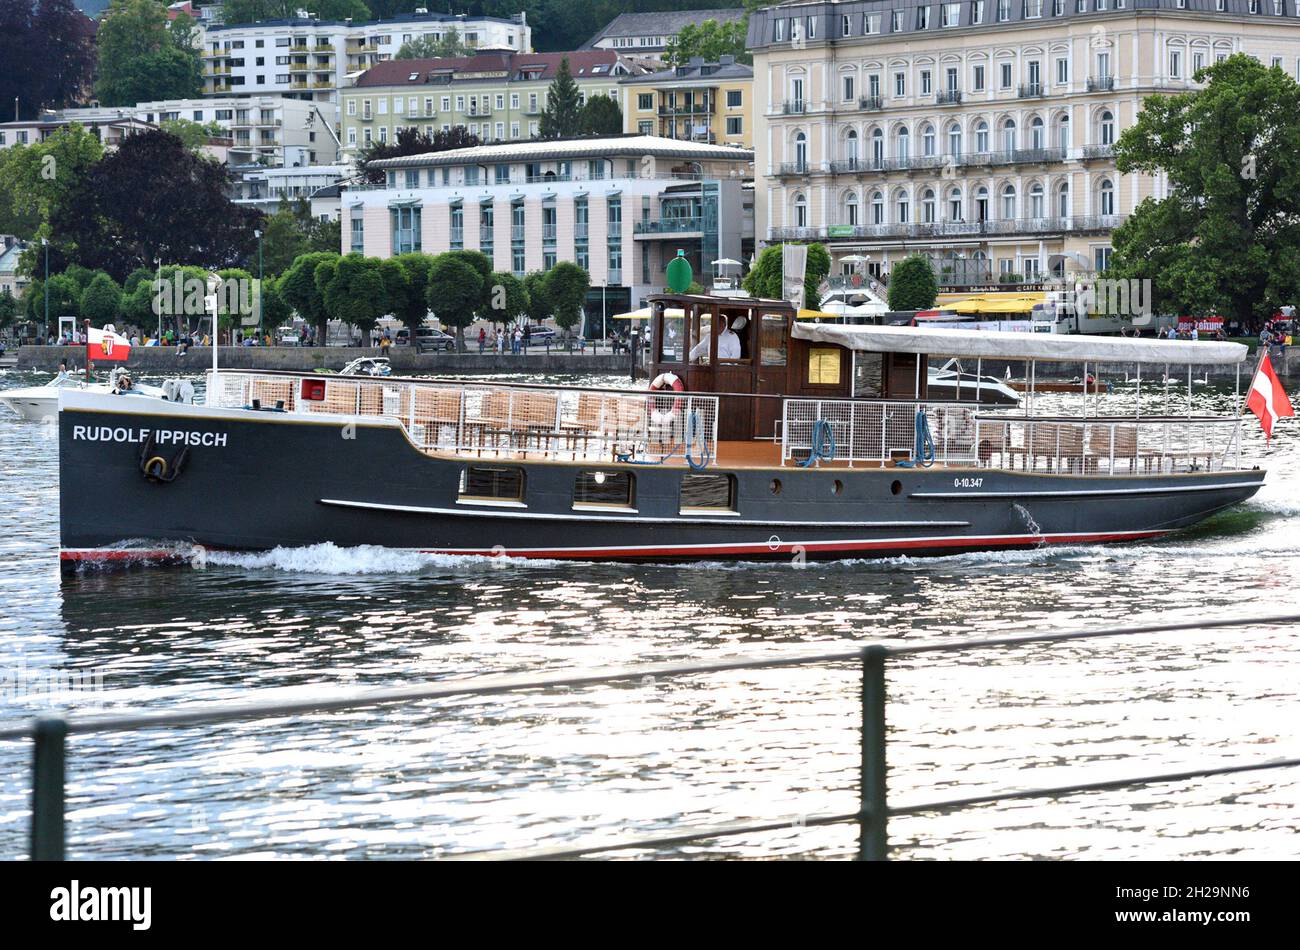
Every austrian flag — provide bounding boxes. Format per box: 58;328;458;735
1245;352;1295;441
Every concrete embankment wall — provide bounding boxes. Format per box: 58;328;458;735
14;346;636;376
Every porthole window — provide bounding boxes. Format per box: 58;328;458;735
832;479;844;495
770;478;783;495
890;479;902;496
574;470;635;509
458;465;525;504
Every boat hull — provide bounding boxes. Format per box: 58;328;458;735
0;390;60;422
58;393;1265;565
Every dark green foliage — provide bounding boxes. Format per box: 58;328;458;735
886;255;938;311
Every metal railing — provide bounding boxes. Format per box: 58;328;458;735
633;217;704;235
206;371;719;466
935;90;963;105
769;214;1127;243
1087;75;1116;91
8;614;1299;860
782;399;979;466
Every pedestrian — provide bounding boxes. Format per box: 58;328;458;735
1190;325;1199;342
513;327;522;354
478;327;486;353
496;328;505;353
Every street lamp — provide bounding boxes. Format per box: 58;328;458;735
154;257;162;344
41;237;48;343
253;228;263;340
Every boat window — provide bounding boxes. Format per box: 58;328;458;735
808;347;842;385
853;352;883;397
658;311;686;363
574;470;634;509
761;314;787;366
680;473;737;513
458;465;525;503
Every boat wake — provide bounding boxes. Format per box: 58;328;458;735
204;542;565;574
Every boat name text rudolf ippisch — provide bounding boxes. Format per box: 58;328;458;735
71;425;228;447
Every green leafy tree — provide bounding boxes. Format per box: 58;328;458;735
1109;53;1300;326
426;253;483;351
278;251;339;342
0;0;96;121
161;118;226;152
378;257;413;327
396;33;466;59
522;269;553;324
214;267;256;334
579;94;623;136
392;252;436;329
539;57;582;140
357;126;481;183
0;125;103;259
886;255;938;311
442;248;494;317
95;0;202;106
743;243;829;307
482;271;528;326
259;199;312;276
0;288;19;330
80;272;123;326
545;261;589;335
260;274;292;331
316;253;388;338
664;19;750;68
29;272;80;321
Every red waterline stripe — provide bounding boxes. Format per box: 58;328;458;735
60;548;189;562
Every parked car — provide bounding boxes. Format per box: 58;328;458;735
414;327;456;352
522;324;558;345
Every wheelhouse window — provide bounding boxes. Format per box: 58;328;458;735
681;473;737;513
761;313;788;365
458;465;525;504
659;309;686;363
574;470;635;509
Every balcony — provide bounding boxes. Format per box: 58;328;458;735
348;43;379;53
1081;144;1115;160
511;225;525;242
658;102;715;116
542;224;557;242
777;161;812;177
830;159;868;174
768;214;1127;244
769;227;827;241
1087;76;1115;92
575;224;588;240
858;95;883;110
782;100;806;115
523;106;542;116
1017;83;1045;98
960;148;1067;167
360;112;373;122
633;217;703;236
468;106;493;118
290;62;310;73
607;269;622;285
936;90;963;105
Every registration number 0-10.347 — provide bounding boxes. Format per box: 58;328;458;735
953;477;984;488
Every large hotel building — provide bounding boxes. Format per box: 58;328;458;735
748;0;1300;285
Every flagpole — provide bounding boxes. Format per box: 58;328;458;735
1236;345;1267;419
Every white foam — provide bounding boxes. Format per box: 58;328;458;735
204;542;564;574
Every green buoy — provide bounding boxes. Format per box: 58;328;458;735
665;249;693;293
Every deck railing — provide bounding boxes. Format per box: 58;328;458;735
208;371;718;467
781;399;1244;473
6;613;1299;860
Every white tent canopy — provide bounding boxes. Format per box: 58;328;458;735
791;323;1248;366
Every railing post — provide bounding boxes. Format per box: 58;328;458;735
859;645;888;861
31;716;68;861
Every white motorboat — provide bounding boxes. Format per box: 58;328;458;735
0;370;191;422
926;358;1021;406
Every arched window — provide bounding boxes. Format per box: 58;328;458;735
1057;181;1070;218
1057;114;1070;151
871;128;884;167
794;132;808;171
1001;183;1016;219
1030;116;1044;150
947;122;962;158
794;192;808;228
896;126;910;161
975;185;989;222
897;190;910;223
948;186;963;221
975;120;989;153
845;129;860;168
871;190;884;224
1099;110;1115;146
922;123;936;157
1029;182;1044;218
844;191;859;226
1002;118;1016;152
1099;178;1115;216
922;188;936;224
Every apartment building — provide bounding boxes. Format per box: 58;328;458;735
346;135;754;318
0;115;154;152
583;9;747;61
749;0;1300;286
200;12;533;106
232;164;351;220
621;56;755;148
340;51;645;158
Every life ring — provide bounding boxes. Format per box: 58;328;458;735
648;372;685;426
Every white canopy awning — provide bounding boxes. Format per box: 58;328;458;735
791;323;1248;366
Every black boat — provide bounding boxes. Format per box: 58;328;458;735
58;294;1262;565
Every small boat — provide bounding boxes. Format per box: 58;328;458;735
328;357;392;377
927;359;1021;405
0;369;184;422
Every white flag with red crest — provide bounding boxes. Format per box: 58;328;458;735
1245;352;1294;441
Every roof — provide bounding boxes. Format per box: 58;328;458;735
209;11;526;32
622;56;753;85
790;323;1248;366
0;243;24;274
354;50;634;88
369;134;755;169
583;9;746;48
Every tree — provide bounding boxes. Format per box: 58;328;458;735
316;254;388;338
278;251;339;342
392;252;436;329
48;129;262;282
1109;53;1300;327
260;274;292;330
426;253;483;351
0;125;103;257
580;94;623;137
743;243;830;307
482;271;528;326
887;255;938;311
0;0;95;122
161;118;226;152
357;126;482;183
664;19;750;68
215;267;256;334
443;248;494;317
396;33;466;60
522;270;552;325
545;261;589;335
259;199;312;276
79;272;122;326
0;288;19;331
28;272;80;321
95;0;202;106
539;57;582;140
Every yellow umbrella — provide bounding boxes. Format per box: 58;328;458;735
796;308;848;320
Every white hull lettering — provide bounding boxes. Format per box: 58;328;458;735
70;425;227;447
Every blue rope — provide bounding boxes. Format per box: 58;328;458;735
914;409;936;468
798;418;837;468
615;409;712;470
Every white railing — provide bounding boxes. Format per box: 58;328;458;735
782;399;979;466
782;399;1245;474
208;372;719;466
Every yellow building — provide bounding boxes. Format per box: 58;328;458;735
621;55;754;149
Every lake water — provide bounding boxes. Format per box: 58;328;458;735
1;367;1298;859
